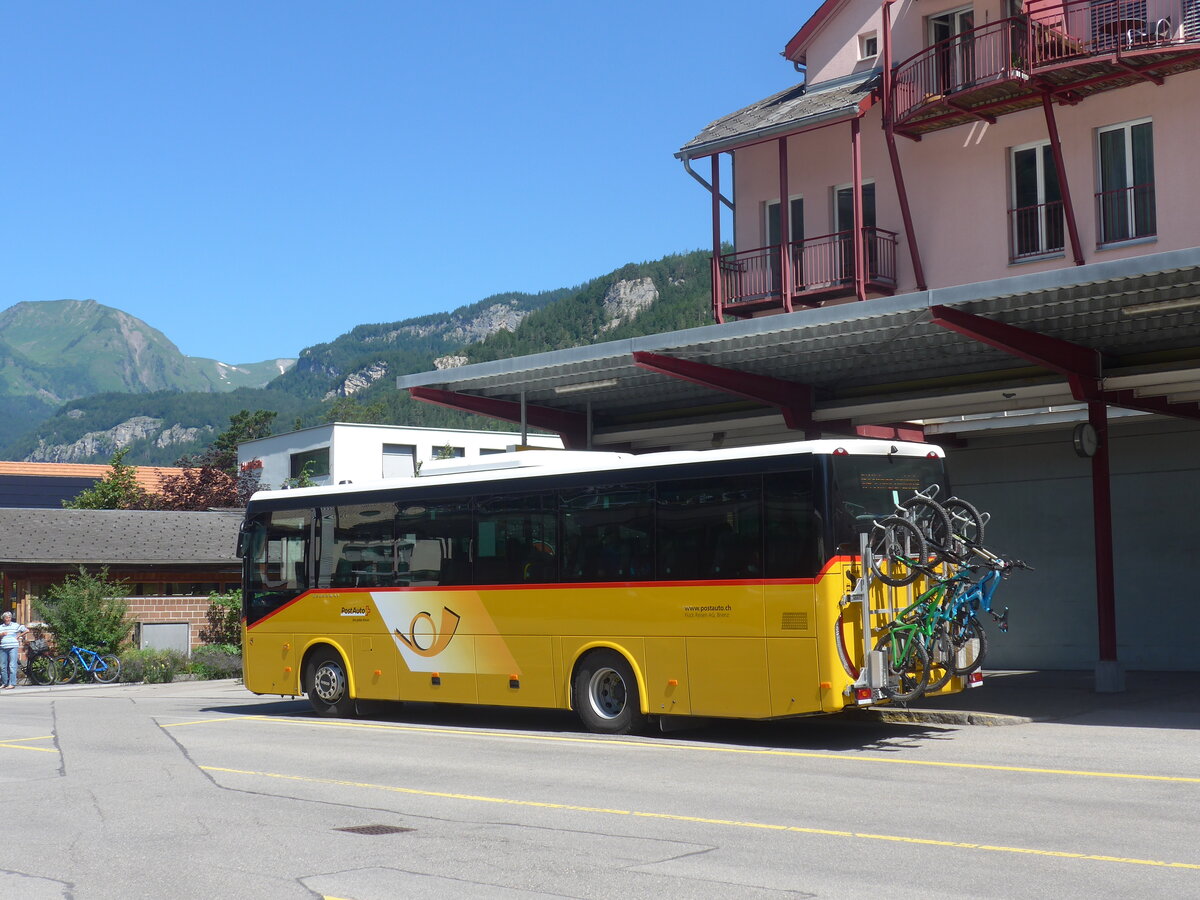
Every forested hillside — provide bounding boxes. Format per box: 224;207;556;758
1;249;714;464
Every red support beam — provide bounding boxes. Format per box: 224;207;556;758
711;155;724;324
929;305;1101;399
633;351;814;430
408;387;589;449
882;0;927;291
851;117;866;301
1089;401;1118;662
778;137;793;312
632;352;925;441
1041;94;1085;266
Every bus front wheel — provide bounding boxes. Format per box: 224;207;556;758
572;650;645;735
305;649;354;718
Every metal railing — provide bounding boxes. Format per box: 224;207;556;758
894;18;1028;123
1096;183;1157;245
1008;200;1066;261
894;1;1199;124
717;229;898;308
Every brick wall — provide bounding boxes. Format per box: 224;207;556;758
125;596;216;652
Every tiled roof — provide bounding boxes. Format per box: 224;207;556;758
0;508;243;565
0;462;187;493
677;70;880;159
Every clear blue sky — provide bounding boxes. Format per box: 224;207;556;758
1;1;814;364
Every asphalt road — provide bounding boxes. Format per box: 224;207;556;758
0;680;1197;899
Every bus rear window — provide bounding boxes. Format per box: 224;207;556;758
831;454;946;541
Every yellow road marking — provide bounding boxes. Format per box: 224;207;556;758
169;714;1200;784
0;735;57;753
203;765;1200;871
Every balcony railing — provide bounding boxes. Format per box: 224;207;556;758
1096;183;1157;245
1009;200;1066;262
893;0;1200;133
717;228;897;313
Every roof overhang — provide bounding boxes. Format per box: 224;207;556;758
397;247;1200;451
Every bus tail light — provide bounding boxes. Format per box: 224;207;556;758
967;671;984;688
853;687;873;704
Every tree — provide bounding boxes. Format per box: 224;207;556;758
324;396;389;424
63;449;156;510
178;409;277;475
33;567;134;654
157;465;240;510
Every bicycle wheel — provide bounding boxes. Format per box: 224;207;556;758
948;615;989;675
877;630;929;702
943;497;985;554
28;655;58;686
900;496;954;562
92;654;121;684
55;655;79;684
869;516;926;587
921;625;956;693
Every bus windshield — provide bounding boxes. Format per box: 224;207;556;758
830;453;947;542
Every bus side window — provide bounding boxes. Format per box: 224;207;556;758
657;476;760;580
395;501;472;586
764;469;819;578
560;486;653;583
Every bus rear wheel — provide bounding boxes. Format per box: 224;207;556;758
306;649;354;718
573;650;645;735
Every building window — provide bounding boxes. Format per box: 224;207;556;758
382;443;416;478
858;32;879;59
833;182;877;283
1009;141;1064;261
290;447;330;480
430;446;465;460
1096;120;1155;245
928;6;976;93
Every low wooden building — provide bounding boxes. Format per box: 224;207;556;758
0;508;243;653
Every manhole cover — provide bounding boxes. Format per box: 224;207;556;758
334;824;415;836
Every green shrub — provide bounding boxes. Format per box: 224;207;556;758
33;567;134;654
118;648;187;684
199;590;242;647
190;645;243;680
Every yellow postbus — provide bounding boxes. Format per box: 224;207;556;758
239;439;962;733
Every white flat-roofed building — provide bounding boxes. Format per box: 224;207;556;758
237;422;563;491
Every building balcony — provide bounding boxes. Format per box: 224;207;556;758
715;228;897;319
893;0;1200;138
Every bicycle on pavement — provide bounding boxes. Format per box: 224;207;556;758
55;645;121;684
18;638;59;686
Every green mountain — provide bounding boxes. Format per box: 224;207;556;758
0;299;296;438
1;249;715;464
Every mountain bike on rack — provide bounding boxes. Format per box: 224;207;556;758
941;554;1034;673
55;645;121;684
837;563;965;700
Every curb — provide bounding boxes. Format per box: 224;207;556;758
859;706;1033;727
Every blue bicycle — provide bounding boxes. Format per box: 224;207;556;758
942;554;1033;674
54;645;121;684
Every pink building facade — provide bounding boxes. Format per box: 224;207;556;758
680;0;1200;320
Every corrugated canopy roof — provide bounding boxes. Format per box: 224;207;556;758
397;247;1200;451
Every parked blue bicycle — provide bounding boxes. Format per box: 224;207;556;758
55;645;121;684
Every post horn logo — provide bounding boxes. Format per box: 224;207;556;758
395;606;462;657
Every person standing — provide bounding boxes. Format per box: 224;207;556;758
0;611;29;689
